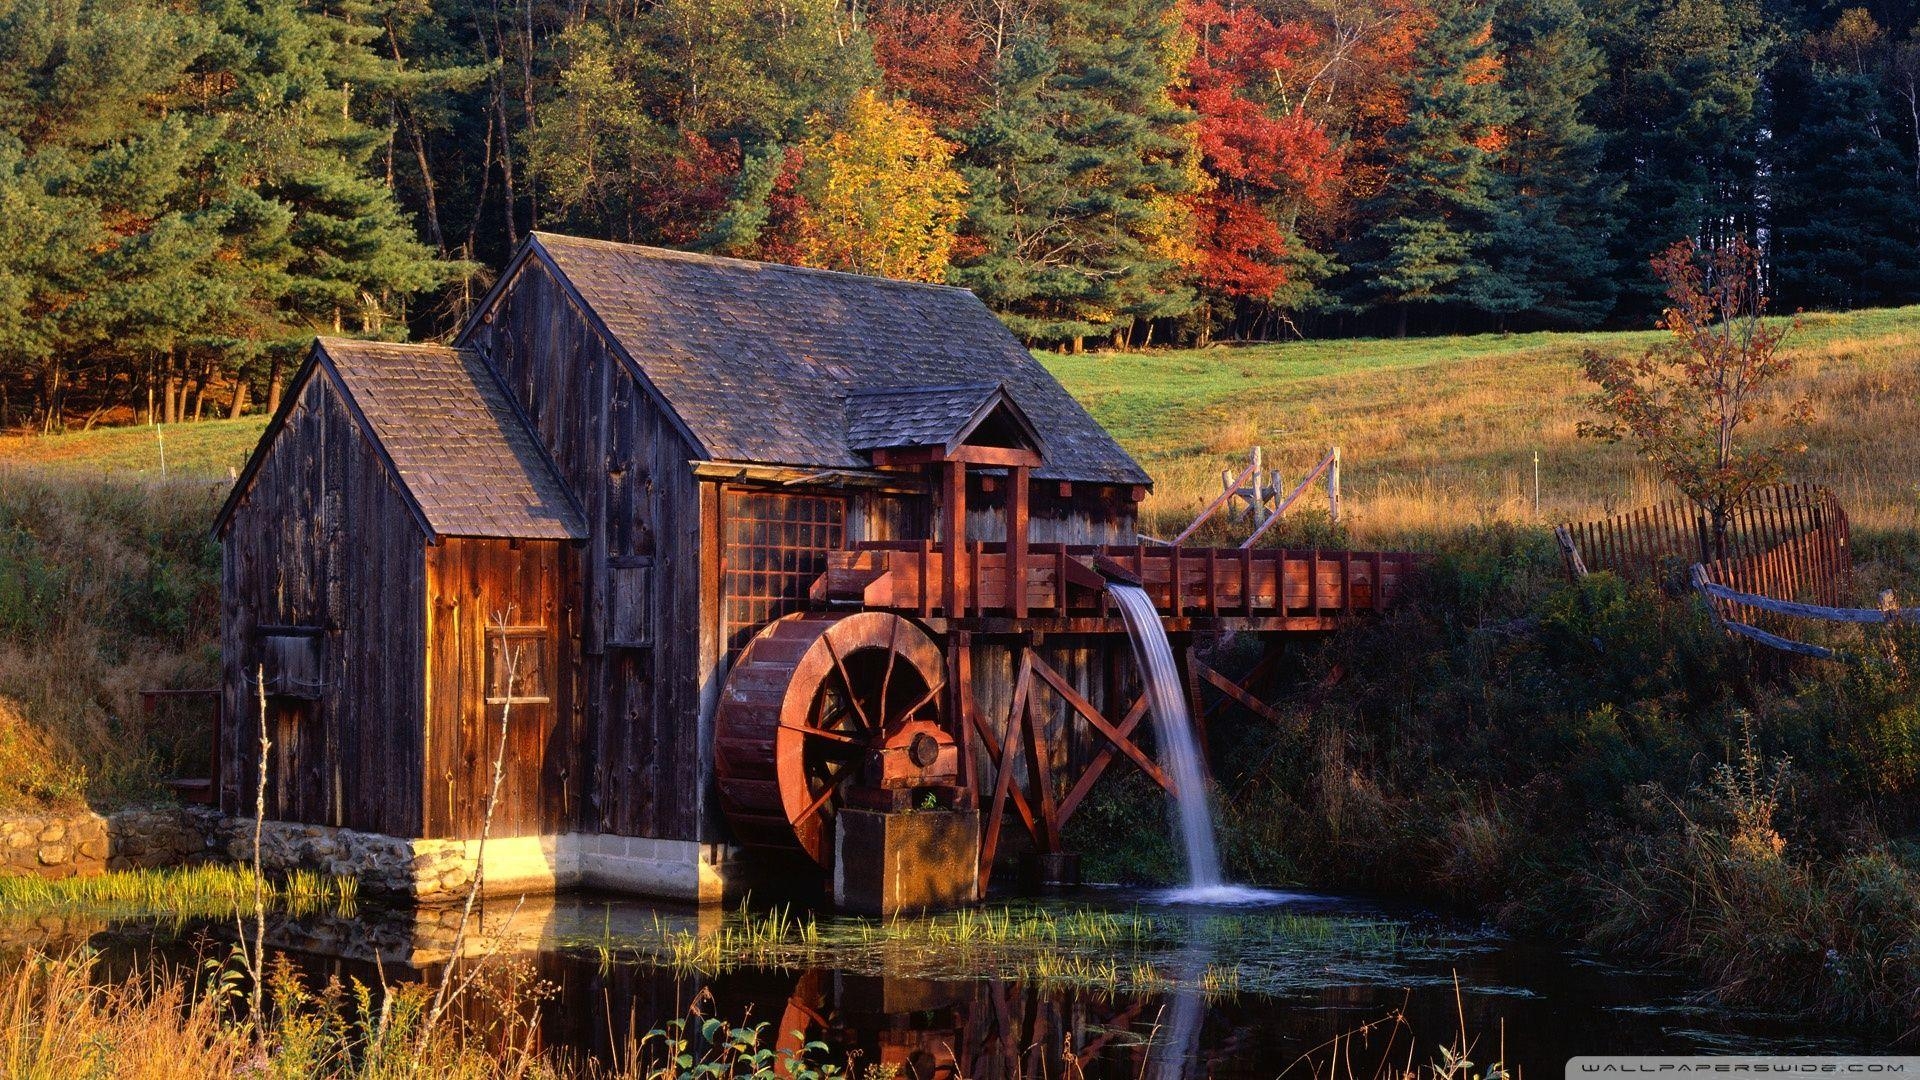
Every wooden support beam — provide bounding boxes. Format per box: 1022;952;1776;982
1023;682;1061;852
1008;465;1029;619
1055;694;1148;825
943;460;966;617
951;631;977;809
976;652;1038;895
1028;653;1175;794
1190;652;1289;726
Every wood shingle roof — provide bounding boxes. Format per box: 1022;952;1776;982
845;383;1041;455
514;233;1150;486
314;339;584;540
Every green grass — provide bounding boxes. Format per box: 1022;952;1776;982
4;303;1919;540
1042;304;1920;542
567;899;1414;996
0;863;357;922
0;417;266;480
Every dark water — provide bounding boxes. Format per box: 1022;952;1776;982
57;887;1877;1077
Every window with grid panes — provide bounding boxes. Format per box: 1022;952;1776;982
722;490;845;657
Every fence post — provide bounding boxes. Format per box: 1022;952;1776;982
1328;447;1341;525
1555;525;1588;579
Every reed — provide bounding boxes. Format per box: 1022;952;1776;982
0;863;356;921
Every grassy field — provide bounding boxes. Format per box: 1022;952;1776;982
0;417;265;480
1041;305;1920;541
4;305;1919;544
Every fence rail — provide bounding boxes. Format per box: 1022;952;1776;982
1557;483;1850;603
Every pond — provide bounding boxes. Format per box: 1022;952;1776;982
30;884;1876;1077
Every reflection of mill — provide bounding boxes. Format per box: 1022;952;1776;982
771;971;1160;1080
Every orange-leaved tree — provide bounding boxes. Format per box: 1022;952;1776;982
791;90;968;283
1579;238;1810;559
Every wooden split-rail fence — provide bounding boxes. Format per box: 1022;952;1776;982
1556;483;1850;602
1559;484;1862;659
1147;446;1342;548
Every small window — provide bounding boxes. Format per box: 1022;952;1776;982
485;627;551;705
260;628;323;699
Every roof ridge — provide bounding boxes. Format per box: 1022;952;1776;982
846;382;1002;399
530;231;975;295
313;335;467;355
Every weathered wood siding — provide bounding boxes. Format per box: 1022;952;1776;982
965;478;1139;546
465;256;706;842
423;538;579;838
219;368;427;836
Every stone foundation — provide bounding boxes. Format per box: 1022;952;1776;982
0;804;222;879
232;819;736;902
0;805;740;904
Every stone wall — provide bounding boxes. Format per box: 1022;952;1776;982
0;804;736;904
0;804;221;879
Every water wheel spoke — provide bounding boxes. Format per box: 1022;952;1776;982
798;762;852;823
782;723;864;747
889;679;945;728
821;634;874;733
875;617;901;727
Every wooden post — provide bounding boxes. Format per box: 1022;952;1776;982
952;632;978;810
1249;446;1264;523
1328;446;1341;525
1555;525;1589;579
944;460;967;617
1008;465;1029;619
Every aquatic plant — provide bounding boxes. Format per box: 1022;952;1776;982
566;899;1414;998
0;863;356;922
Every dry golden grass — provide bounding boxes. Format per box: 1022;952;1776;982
1044;308;1920;544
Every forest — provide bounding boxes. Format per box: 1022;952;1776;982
3;0;1920;429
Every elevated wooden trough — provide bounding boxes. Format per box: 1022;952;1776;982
817;541;1421;632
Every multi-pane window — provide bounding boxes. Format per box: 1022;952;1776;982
723;491;844;656
485;626;551;705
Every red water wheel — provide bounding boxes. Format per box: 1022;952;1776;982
714;611;946;865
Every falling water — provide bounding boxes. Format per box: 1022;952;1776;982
1109;581;1304;908
1107;582;1224;889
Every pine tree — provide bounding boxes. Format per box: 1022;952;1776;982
948;35;1084;342
1482;0;1618;327
1769;14;1920;311
954;0;1197;346
1341;0;1516;335
206;0;459;340
1589;0;1774;318
0;0;238;428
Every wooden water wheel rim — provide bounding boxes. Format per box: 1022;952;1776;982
714;611;946;864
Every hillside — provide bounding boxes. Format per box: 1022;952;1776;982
1042;305;1920;541
5;305;1919;544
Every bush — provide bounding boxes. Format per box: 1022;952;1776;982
0;473;222;808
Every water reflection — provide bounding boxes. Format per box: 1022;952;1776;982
15;889;1875;1077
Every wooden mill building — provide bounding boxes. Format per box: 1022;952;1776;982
215;233;1146;898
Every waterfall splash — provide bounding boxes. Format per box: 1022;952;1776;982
1108;581;1303;907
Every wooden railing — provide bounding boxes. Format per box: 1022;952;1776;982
817;540;1420;623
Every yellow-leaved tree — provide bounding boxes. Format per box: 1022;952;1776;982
793;90;968;282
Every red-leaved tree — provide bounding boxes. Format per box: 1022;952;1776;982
1178;1;1341;312
1580;239;1811;558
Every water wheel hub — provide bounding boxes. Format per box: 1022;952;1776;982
713;611;947;864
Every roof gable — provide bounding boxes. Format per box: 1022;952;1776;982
845;383;1044;459
491;233;1148;486
216;339;586;541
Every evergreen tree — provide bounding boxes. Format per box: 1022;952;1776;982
1483;0;1619;327
954;0;1196;346
0;0;238;427
1341;0;1517;335
1590;0;1775;317
948;35;1083;342
1769;15;1920;310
